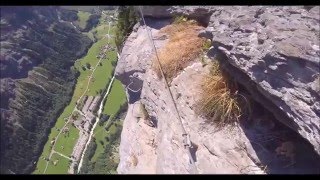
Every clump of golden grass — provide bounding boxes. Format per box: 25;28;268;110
196;61;250;128
152;20;206;82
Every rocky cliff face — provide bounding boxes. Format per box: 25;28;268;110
0;7;91;173
116;20;263;174
116;6;320;174
206;6;320;155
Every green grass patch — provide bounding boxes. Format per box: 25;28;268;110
76;11;91;29
33;158;47;174
45;153;71;174
94;24;109;40
85;51;117;96
102;79;126;116
83;31;95;42
54;124;79;157
34;111;71;174
91;121;122;161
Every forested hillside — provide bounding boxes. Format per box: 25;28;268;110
0;7;92;174
114;6;138;50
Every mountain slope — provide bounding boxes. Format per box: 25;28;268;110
0;7;92;174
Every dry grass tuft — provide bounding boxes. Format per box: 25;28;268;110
152;21;206;82
195;61;251;128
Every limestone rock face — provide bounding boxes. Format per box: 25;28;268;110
116;6;320;174
115;18;264;174
205;6;320;155
136;6;172;18
137;6;214;25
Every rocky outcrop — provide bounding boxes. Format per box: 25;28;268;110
137;6;172;18
138;6;213;25
116;6;320;174
116;18;264;174
204;6;320;155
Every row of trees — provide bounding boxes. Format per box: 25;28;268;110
114;6;139;51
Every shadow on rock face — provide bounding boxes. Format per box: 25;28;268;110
127;76;143;104
140;18;172;30
190;142;199;163
262;53;318;86
149;115;158;128
240;101;320;174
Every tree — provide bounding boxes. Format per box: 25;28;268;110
99;140;104;145
86;63;91;69
111;60;117;67
115;6;138;50
82;66;86;71
72;113;78;120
